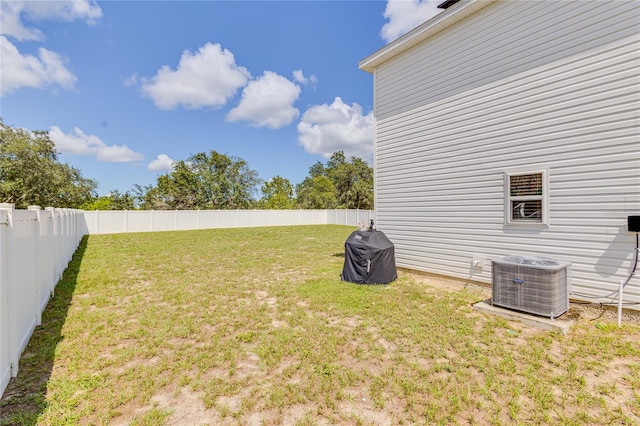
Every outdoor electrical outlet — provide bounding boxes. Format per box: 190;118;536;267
472;256;484;269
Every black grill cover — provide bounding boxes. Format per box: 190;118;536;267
341;230;397;284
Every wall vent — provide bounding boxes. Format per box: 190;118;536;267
492;255;570;319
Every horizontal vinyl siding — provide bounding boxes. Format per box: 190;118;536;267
373;0;640;306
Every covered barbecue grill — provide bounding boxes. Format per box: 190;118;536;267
341;228;397;284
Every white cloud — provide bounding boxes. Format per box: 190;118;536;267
297;97;373;161
49;126;144;163
226;71;301;129
381;0;444;43
140;42;250;110
0;0;102;41
0;1;101;95
293;69;318;87
0;36;77;95
147;154;176;171
123;73;139;87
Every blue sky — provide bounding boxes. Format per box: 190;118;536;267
1;0;443;196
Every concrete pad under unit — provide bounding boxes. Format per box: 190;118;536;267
473;299;575;335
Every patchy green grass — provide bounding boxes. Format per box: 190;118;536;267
1;225;639;425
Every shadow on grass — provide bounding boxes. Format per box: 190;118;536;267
0;235;88;426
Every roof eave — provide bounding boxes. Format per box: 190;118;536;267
359;0;497;73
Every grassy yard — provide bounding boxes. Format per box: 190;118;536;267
1;225;639;425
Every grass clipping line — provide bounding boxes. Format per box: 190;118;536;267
0;225;639;425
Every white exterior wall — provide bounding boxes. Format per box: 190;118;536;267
369;0;640;305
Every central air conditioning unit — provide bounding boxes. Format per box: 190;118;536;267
491;255;570;319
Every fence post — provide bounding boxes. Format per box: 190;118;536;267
45;207;56;297
0;204;14;395
46;207;60;284
54;209;62;281
27;206;43;326
59;209;67;271
63;209;72;265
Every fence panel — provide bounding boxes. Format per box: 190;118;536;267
33;208;53;319
0;205;85;398
236;210;258;228
254;210;272;227
177;211;199;230
83;209;369;235
127;210;154;233
10;209;39;367
215;210;236;228
199;211;219;229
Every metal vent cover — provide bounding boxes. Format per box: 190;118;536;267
491;255;570;319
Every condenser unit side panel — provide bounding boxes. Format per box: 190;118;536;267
491;262;569;318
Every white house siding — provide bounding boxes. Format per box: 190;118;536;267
368;0;640;305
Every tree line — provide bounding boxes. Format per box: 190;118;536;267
0;121;373;211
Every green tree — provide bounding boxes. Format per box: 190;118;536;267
110;190;136;210
0;122;97;208
296;151;373;210
133;183;165;210
81;196;112;211
137;150;260;210
296;175;338;209
308;161;326;178
327;154;373;209
259;175;296;209
81;190;135;210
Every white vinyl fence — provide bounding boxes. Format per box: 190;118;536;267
83;209;373;235
0;207;371;397
0;204;85;397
